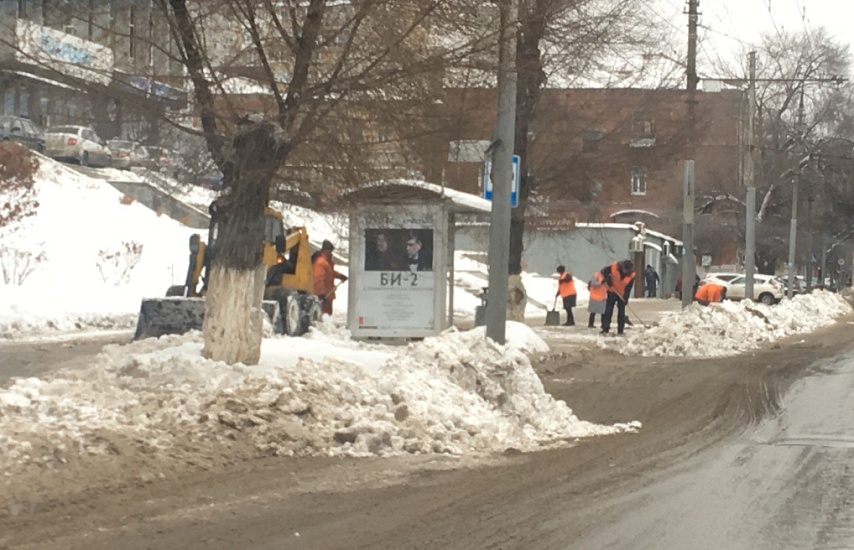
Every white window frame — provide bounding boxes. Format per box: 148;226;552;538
630;167;647;196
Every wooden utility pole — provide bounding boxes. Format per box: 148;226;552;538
744;52;757;300
681;0;699;308
485;0;517;345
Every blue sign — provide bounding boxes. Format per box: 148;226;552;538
483;154;519;208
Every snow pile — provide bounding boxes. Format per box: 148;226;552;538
0;322;639;475
612;290;851;357
0;157;198;338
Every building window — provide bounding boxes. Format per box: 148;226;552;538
631;167;647;195
149;0;155;68
632;113;654;137
129;6;136;59
582;130;602;152
3;88;15;116
87;0;95;40
39;97;49;126
19;88;29;118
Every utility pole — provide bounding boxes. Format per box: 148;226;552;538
786;87;805;299
681;0;699;308
744;51;757;301
485;0;517;345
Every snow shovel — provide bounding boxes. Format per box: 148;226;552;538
608;288;649;329
545;296;561;326
324;278;346;300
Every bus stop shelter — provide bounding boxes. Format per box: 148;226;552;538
340;179;491;340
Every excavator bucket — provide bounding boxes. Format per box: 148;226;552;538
133;297;207;340
133;297;285;340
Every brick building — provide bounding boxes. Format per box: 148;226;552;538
440;87;745;265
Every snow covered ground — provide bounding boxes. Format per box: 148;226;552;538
0;153;851;477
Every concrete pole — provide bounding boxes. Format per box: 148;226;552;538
805;197;813;291
745;52;757;301
485;0;517;345
682;161;695;308
681;0;698;308
786;88;805;299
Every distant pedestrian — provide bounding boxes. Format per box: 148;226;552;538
555;265;577;326
587;271;607;329
644;265;660;298
675;276;683;299
600;260;636;335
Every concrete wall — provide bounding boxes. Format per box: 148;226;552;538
455;224;682;298
108;180;210;230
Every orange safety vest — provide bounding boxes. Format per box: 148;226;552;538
695;282;725;303
589;271;607;302
558;272;577;298
312;253;337;300
608;262;636;296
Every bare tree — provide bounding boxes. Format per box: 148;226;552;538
435;0;664;294
748;28;854;272
159;0;463;363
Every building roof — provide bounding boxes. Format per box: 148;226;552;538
342;179;492;215
575;222;683;246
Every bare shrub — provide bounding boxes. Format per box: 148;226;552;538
0;142;39;233
0;245;48;286
97;241;144;286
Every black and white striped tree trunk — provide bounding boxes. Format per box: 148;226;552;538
202;119;287;365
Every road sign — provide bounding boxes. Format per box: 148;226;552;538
483;155;519;208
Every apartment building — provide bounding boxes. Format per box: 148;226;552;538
0;0;185;139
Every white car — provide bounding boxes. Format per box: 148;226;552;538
725;274;784;305
702;272;742;285
45;125;112;167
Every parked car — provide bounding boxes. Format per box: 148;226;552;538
44;125;112;167
724;274;785;305
777;275;807;294
702;272;742;285
107;140;154;170
0;115;45;152
147;146;175;172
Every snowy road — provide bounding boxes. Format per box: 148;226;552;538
0;331;131;384
570;339;854;550
6;316;854;550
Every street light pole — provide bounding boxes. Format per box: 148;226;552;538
485;0;517;345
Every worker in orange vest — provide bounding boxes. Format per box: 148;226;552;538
599;260;636;335
312;240;348;316
587;271;608;329
555;265;577;326
694;281;727;306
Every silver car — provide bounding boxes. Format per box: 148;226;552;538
45;125;112;167
107;140;154;170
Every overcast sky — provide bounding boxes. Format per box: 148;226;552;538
653;0;854;79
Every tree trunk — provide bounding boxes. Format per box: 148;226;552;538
202;119;286;364
203;264;267;364
506;3;547;319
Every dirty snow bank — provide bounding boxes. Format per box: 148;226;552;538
0;322;638;476
610;290;851;357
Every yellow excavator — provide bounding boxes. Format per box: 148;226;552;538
134;207;322;339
